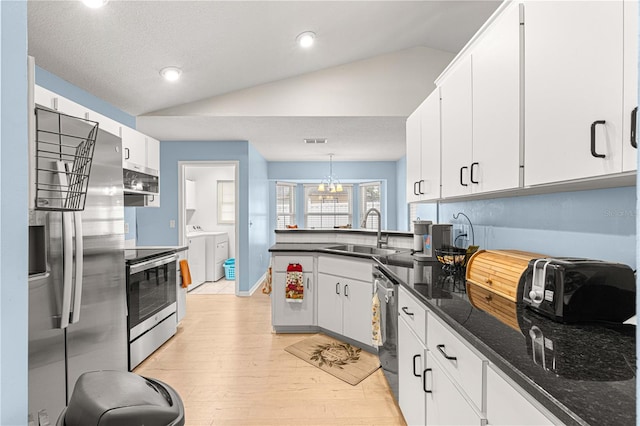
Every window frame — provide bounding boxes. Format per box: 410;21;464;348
275;182;297;229
303;184;353;229
360;181;381;230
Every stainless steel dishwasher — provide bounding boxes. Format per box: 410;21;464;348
373;264;399;401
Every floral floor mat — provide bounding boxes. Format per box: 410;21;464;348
284;334;380;385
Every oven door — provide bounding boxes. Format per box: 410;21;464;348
127;254;177;341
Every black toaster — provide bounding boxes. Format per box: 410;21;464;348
521;258;635;323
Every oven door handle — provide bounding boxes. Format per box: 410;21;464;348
130;254;178;275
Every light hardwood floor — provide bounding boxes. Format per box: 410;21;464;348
134;292;406;426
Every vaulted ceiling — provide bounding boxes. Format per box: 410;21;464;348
28;1;501;161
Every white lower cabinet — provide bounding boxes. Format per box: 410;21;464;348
398;315;426;426
486;366;557;426
425;351;484;426
317;256;373;346
398;288;562;426
271;255;315;328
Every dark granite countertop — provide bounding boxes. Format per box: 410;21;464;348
274;228;413;237
269;243;636;425
374;252;636;426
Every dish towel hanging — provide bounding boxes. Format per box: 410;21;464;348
285;263;304;303
179;259;192;288
371;293;382;347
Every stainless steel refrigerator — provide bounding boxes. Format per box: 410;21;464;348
28;107;128;424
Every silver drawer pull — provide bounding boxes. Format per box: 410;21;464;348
437;344;457;361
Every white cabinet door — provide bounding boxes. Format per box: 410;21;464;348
187;236;206;289
56;96;89;120
342;278;373;346
425;351;484;426
146;193;160;208
486;367;555;426
86;110;121;137
524;1;624;185
419;91;441;201
471;2;521;193
317;273;343;336
440;56;473;198
120;125;147;168
146;136;160;173
406;106;423;203
272;271;314;327
398;316;426;426
34;85;57;109
622;0;638;172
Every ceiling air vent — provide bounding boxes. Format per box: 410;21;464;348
304;138;327;144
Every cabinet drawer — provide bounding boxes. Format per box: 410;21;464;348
318;255;372;281
427;311;486;411
398;287;426;343
273;255;314;273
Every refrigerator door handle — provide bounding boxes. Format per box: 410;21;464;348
71;211;83;323
57;161;73;329
60;212;73;329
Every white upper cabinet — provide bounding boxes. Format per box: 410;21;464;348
406;91;441;202
524;1;625;185
120;126;147;169
441;2;521;198
86;110;121;137
622;0;638;172
470;2;521;193
146;136;160;173
406;106;423;203
440;56;473;198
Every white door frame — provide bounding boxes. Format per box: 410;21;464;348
178;161;240;293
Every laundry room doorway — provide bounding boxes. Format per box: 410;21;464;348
178;161;239;295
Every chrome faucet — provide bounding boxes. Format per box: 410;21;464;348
361;208;385;248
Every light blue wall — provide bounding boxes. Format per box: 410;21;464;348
431;187;636;268
124;207;137;240
248;145;270;284
35;66;135;128
1;1;28;423
135;141;269;293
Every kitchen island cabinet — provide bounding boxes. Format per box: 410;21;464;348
317;255;373;347
271;254;315;329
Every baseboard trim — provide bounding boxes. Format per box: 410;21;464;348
237;271;266;297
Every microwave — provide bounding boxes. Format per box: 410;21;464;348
123;168;159;195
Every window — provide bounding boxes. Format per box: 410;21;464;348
304;184;353;229
217;180;235;224
360;182;381;229
276;182;296;229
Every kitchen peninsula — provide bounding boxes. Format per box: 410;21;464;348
270;230;635;426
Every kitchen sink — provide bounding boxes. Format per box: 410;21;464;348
324;244;402;257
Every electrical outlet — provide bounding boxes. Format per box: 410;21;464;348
169;220;176;228
462;224;470;239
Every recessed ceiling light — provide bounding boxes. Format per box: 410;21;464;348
160;66;182;82
296;31;316;48
82;0;108;9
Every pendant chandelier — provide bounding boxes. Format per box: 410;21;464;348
318;153;343;193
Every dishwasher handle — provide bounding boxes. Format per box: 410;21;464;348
376;279;394;303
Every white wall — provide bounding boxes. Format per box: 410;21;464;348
147;46;454;117
186;164;236;258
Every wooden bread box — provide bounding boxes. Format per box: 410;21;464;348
465;249;547;331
